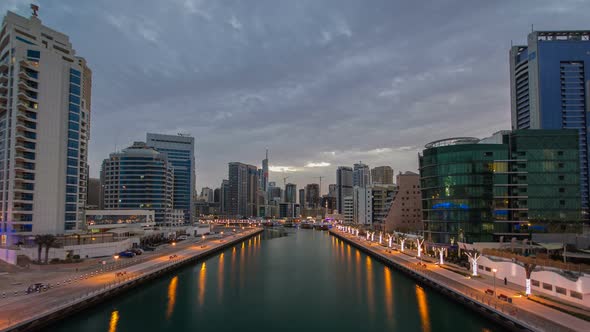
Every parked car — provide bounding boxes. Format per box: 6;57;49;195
130;248;143;255
177;235;188;241
118;251;135;258
142;246;156;252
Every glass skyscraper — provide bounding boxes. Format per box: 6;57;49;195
510;30;590;216
420;130;581;244
147;133;195;223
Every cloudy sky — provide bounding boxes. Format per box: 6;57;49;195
2;0;589;194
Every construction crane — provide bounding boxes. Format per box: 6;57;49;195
314;176;324;196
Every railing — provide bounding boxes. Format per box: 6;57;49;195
0;229;262;331
334;230;576;332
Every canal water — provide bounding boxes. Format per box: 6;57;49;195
48;229;505;332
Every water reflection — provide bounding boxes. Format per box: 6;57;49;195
366;256;374;316
198;263;206;307
384;267;394;324
355;251;361;299
415;285;431;332
107;310;119;332
218;253;224;301
166;276;178;319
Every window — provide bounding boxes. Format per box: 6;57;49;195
542;283;552;291
70;75;81;85
484;152;493;156
558;163;564;168
69;95;80;104
571;291;583;300
560;200;566;205
531;280;540;287
559;175;565;181
26;50;40;60
559;188;565;193
558;151;564;156
556;287;566;295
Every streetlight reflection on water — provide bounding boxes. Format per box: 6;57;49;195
166;276;178;320
108;310;119;332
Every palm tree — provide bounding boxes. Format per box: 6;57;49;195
33;235;45;263
44;235;58;264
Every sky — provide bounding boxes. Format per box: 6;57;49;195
2;0;590;195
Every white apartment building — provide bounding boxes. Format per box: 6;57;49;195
353;186;372;225
0;11;91;244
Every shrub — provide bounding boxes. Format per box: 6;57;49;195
72;255;80;260
50;258;60;264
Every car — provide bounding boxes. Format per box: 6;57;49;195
118;251;135;258
26;283;49;294
130;248;143;255
142;246;156;251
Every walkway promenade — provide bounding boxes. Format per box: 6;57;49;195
330;229;590;332
0;227;263;332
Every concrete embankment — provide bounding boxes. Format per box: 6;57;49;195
329;230;581;332
2;228;264;332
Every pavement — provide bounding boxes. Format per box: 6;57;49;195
333;229;590;332
0;227;262;331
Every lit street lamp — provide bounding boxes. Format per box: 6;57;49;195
492;268;497;296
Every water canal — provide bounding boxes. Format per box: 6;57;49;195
48;229;505;332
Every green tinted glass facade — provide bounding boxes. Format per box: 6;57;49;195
420;130;581;244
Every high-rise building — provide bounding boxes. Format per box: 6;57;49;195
510;30;590;215
146;133;195;223
343;196;354;224
384;172;421;233
227;162;259;218
268;182;282;203
299;189;305;208
371;184;397;229
101;142;174;225
353;162;371;188
0;11;92;242
353;186;372;225
336;166;353;214
285;183;297;204
200;187;214;203
371;166;394;185
305;183;320;209
261;149;269;192
420;130;582;244
213;188;220;203
86;178;101;209
220;179;229;215
328;184;337;197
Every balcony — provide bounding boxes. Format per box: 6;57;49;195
19;59;39;69
14;162;35;172
14;151;35;162
17;91;37;102
0;73;7;83
18;79;38;92
15;141;35;152
14;183;34;192
0;92;6;104
17;101;38;111
0;59;8;72
0;82;7;93
17;111;37;122
18;70;38;82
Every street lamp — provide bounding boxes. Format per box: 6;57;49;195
492;268;497;296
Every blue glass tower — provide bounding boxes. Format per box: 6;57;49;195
510;31;590;216
147;133;195;223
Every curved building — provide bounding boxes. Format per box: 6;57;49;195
101;142;174;225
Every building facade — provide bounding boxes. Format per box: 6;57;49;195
285;183;297;204
384;172;421;233
353;162;371;188
200;187;214;203
101;142;174;225
420;131;582;244
146;133;195;223
305;183;320;209
510;30;590;215
371;185;397;229
0;11;91;243
371;166;394;185
353;186;372;225
85;209;155;230
220;179;229;215
227;162;258;218
336;166;353;214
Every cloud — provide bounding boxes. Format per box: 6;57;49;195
305;162;331;168
269;166;298;173
20;0;589;192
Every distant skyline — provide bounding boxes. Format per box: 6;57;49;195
2;1;589;192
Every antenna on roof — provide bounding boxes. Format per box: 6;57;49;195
531;24;534;33
30;4;39;17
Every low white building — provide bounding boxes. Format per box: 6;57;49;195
85;210;155;230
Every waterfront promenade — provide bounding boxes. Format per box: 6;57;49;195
0;227;263;332
330;228;590;332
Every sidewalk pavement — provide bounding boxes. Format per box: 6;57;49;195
335;230;590;332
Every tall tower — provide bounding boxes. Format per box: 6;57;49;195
0;10;92;243
228;162;259;218
510;30;590;215
353;162;371;188
262;149;269;192
336;166;353;214
146;133;195;223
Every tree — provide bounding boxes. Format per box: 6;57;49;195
464;248;481;276
43;235;58;264
33;235;45;263
398;234;407;252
